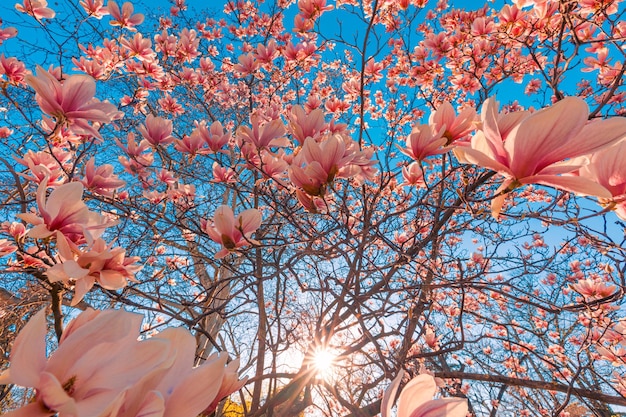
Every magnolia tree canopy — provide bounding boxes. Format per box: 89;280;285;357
0;0;626;416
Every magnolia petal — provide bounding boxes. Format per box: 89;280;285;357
152;327;196;393
27;67;62;116
537;155;589;176
38;371;77;416
71;275;95;306
320;135;346;173
506;97;588;177
61;75;96;113
546;116;626;165
163;353;228;417
213;205;235;236
45;182;85;219
408;398;468;417
50;310;144;373
26;224;54;239
397;374;438;417
9;309;48;388
478;98;508;162
98;269;128;290
214;248;230;259
381;370;404;417
453;146;511;176
135;390;166;417
524;174;612;198
237;208;262;236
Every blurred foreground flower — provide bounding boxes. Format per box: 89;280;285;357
381;371;467;417
0;308;246;417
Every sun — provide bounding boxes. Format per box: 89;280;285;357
312;348;337;379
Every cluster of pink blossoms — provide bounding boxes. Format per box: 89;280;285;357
16;180;140;305
400;97;626;219
0;308;246;417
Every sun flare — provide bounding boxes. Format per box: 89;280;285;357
312;348;337;379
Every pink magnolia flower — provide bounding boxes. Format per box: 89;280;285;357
46;235;142;305
571;278;618;302
14;149;68;186
0;308;244;417
402;162;425;186
212;162;237;184
81;158;126;197
400;123;447;162
259;149;289;180
175;133;210;156
79;0;108;18
297;0;333;19
288;105;327;145
0;239;17;257
0;308;170;417
237;114;288;149
97;329;234;417
15;0;55;20
577;139;626;219
193;120;230;152
25;66;121;138
289;160;329;197
289;135;354;196
204;205;262;259
17;181;106;244
295;189;328;213
454;97;626;215
107;1;144;31
0;54;27;85
429;101;478;144
138;114;175;146
382;371;468;417
0;126;14;138
0;25;17;45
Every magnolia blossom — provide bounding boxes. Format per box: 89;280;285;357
138;114;174;146
17;181;108;244
382;371;468;417
46;235;142;305
204;205;262;259
454;97;626;216
81;158;126;197
0;239;17;257
192;120;230;152
107;1;144;30
202;358;248;414
0;308;246;417
26;66;120;138
402;162;425;186
571;278;618;302
15;0;55;20
0;25;17;45
288;105;326;144
429;101;478;144
79;0;108;18
577;139;626;219
289;135;354;196
237;114;288;149
400;124;447;162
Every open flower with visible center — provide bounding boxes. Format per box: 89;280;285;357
454;97;626;216
204;205;262;259
17;181;108;244
26;66;120;138
0;308;246;417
